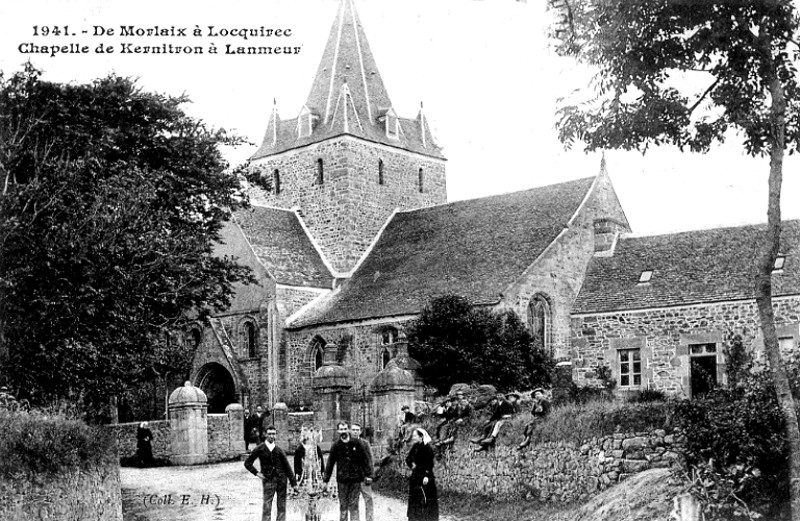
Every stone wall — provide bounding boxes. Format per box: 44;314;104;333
207;413;243;462
0;464;122;521
251;136;446;273
111;414;243;464
571;296;800;396
111;420;171;460
284;318;413;405
389;427;684;502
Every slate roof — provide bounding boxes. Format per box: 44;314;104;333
251;0;443;160
289;176;596;328
234;206;333;288
573;220;800;314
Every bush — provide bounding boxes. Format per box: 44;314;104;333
673;370;790;520
626;388;667;403
0;408;116;478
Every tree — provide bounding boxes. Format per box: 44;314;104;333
0;65;253;418
407;295;554;394
547;1;800;516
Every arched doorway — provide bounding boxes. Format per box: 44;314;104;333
195;363;237;414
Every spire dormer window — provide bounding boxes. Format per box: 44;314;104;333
386;114;399;139
297;106;317;139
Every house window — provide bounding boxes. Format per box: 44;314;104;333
527;294;551;351
273;169;281;195
378;159;384;185
774;255;786;272
244;321;257;358
618;349;642;388
689;342;718;398
316;158;324;185
780;336;795;353
638;270;653;283
381;328;397;345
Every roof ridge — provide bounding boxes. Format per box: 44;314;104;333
621;219;800;241
397;176;596;215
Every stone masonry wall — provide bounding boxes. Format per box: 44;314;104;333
112;420;171;460
251;136;446;273
0;463;122;521
571;296;800;396
390;427;684;502
285;318;412;405
207;413;242;463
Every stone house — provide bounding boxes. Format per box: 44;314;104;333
184;0;800;414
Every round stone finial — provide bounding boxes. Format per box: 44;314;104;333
370;360;415;393
168;380;208;405
312;364;353;390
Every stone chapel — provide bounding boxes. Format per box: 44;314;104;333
187;0;800;415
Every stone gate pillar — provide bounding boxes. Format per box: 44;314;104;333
392;333;425;400
370;360;415;456
312;345;353;444
168;381;208;465
225;402;245;454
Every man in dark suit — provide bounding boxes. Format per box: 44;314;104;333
323;421;372;521
244;425;298;521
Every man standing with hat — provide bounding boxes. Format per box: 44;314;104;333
517;388;551;450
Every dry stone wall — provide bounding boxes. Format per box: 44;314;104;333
0;464;122;521
390;427;684;502
207;413;243;462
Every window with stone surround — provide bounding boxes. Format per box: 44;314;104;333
380;327;398;345
780;336;796;353
316;158;324;185
242;320;258;358
309;336;326;373
618;349;642;388
381;347;392;369
273;169;281;195
527;294;552;352
378;159;384;185
187;327;202;349
774;255;786;272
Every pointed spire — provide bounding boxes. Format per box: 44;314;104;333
599;151;607;175
305;0;392;126
418;101;426;148
271;98;279;145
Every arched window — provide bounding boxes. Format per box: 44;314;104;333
381;347;392;369
527;294;552;351
378;159;384;185
273;169;281;195
309;336;326;372
380;327;398;345
243;321;257;358
316;158;324;185
418;167;424;193
190;328;202;349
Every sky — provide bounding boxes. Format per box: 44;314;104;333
0;0;797;237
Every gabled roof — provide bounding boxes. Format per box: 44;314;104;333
573;220;800;314
289;176;596;328
234;206;333;288
251;0;443;160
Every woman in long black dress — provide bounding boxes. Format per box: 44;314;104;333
406;428;439;521
136;422;153;467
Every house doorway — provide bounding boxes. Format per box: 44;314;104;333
689;343;718;398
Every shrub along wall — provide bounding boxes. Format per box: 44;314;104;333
0;410;122;521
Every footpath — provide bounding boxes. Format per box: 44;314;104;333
121;460;461;521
